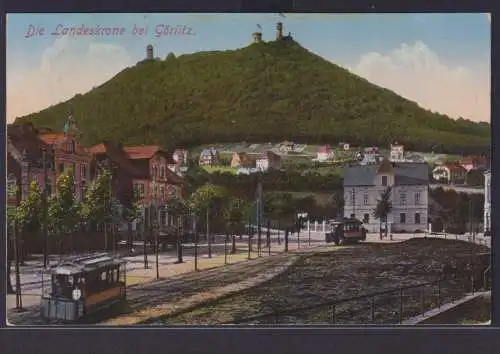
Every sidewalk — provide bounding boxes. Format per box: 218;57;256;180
125;241;316;287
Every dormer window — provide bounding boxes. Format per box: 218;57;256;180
381;175;388;186
160;166;165;179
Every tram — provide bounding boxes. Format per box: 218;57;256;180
325;218;367;245
40;253;127;322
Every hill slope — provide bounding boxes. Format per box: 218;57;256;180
16;40;490;153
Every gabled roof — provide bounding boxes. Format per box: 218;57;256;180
377;158;394;174
7;123;49;165
39;132;66;145
344;162;429;187
440;164;467;173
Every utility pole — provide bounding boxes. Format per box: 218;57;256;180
206;205;212;258
143;207;149;269
42;147;49;268
469;199;475;294
14;220;23;311
256;174;263;257
193;211;198;271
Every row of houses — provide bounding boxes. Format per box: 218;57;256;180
431;155;489;185
7;119;187;230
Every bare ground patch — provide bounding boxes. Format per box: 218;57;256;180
158;238;489;325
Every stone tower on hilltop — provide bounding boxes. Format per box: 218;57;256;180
146;44;154;60
252;32;262;43
276;22;283;40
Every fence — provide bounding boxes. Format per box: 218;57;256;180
233;258;491;325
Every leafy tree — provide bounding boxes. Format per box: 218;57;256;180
466;169;485;186
6;186;18;294
188;183;228;257
223;197;247;253
48;171;81;254
122;187;143;251
17;41;489;154
14;181;43;259
267;193;296;252
81;168;115;249
331;192;345;218
167;195;190;262
373;187;392;239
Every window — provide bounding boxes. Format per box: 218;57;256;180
400;192;406;206
363;214;370;223
139;183;145;197
415;213;421;224
81;164;87;180
152;165;158;178
160;185;165;198
400;213;406;224
381;175;388;186
59;163;65;173
160;166;165;179
350;213;355;219
349;190;355;205
68;141;75;153
72;163;76;177
363;193;368;205
414;192;421;205
46;178;52;196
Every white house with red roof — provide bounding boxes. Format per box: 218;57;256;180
256;151;282;172
317;145;333;162
432;163;467;185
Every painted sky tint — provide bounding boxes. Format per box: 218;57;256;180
6;13;491;123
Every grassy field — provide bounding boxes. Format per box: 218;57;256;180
156;238;489;325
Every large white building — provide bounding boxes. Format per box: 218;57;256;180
343;159;429;233
484;170;491;233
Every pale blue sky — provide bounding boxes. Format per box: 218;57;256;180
6;13;491;122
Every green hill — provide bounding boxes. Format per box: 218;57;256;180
16;40;490;153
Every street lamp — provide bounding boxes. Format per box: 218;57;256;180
150;179;160;279
41;147;49;268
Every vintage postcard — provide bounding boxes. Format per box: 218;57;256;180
6;13;491;326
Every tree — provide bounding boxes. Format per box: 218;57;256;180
189;183;228;257
81;168;113;249
6;186;18;294
223;197;247;254
14;181;43;260
122;187;143;251
268;193;296;252
48;171;81;254
167;195;190;263
373;187;392;239
331;192;345;218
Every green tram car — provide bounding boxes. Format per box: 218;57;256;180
40;253;127;322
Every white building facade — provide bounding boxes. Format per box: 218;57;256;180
343;159;429;233
484;170;491;233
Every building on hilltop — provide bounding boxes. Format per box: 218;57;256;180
146;44;154;60
252;32;262;43
390;142;405;162
343;158;429;233
256;151;282;172
276;22;294;41
231;152;254;168
199;147;220;166
432;163;467;185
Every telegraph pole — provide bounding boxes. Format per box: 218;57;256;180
13;220;23;311
42;147;49;268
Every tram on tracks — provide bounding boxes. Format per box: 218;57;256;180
40;253;127;322
325;218;367;245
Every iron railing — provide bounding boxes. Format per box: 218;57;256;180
232;269;491;325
